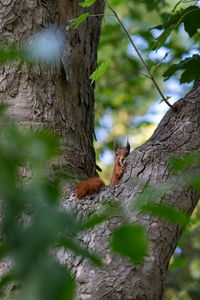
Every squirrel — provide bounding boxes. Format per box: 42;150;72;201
74;141;130;198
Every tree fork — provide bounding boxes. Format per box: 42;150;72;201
64;81;200;300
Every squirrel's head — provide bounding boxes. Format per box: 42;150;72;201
114;140;130;166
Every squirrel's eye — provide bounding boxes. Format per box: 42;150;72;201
116;152;118;156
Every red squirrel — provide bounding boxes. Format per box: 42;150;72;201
74;141;130;198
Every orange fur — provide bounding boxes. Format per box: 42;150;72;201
110;141;130;185
74;141;130;198
74;177;105;198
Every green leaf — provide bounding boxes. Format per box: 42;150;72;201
163;54;200;83
71;13;90;27
150;64;157;75
111;224;148;264
79;0;96;7
152;6;200;50
170;153;200;172
190;174;200;192
169;256;189;270
22;260;75;300
153;6;199;30
82;214;108;229
141;0;166;11
183;7;200;37
152;27;173;50
0;44;24;65
61;238;102;266
0;273;15;294
0;104;8;115
90;59;111;81
142;204;188;227
160;95;171;103
82;202;121;230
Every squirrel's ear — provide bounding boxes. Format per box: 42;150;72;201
114;141;118;152
126;139;130;152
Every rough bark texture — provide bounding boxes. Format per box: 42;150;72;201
63;82;200;300
0;0;104;178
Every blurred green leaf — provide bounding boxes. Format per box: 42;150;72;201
82;202;121;230
22;260;75;300
190;174;200;192
82;213;108;229
111;224;148;264
90;59;111;81
142;204;188;227
71;13;90;27
0;44;22;65
60;238;102;266
160;95;171;103
152;6;200;51
183;7;200;38
163;54;200;83
79;0;96;7
169;256;189;270
170;153;200;172
150;64;157;75
0;104;8;114
152;27;173;50
0;273;15;295
140;0;167;11
0;112;102;299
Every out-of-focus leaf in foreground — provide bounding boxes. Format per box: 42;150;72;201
111;224;148;264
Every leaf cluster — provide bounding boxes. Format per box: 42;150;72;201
0;108;75;299
152;5;200;83
0;107;106;299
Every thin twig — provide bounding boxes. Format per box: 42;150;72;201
172;0;182;13
89;14;106;17
104;0;175;111
116;68;151;80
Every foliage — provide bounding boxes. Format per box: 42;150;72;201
0;108;150;299
164;203;200;300
90;60;111;81
0;108;102;299
93;0;199;169
79;0;97;7
152;4;200;84
142;203;188;227
152;6;200;50
163;54;200;83
0;44;24;65
111;224;148;264
71;13;90;27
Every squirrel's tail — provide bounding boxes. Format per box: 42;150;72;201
74;177;105;198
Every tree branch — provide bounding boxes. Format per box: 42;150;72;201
104;0;175;111
63;81;200;300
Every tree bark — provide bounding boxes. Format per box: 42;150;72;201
0;0;104;178
1;1;200;300
63;82;200;300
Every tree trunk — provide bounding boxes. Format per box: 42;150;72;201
64;83;200;300
1;1;200;300
0;0;104;178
